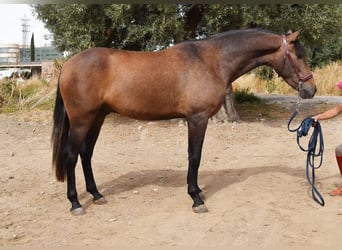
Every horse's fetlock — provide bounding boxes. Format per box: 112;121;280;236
187;185;199;195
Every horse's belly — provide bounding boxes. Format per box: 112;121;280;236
104;89;185;120
112;105;184;121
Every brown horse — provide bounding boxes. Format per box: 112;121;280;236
52;29;316;215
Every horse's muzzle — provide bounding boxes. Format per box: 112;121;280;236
299;81;317;99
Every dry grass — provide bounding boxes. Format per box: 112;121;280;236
20;77;57;110
314;61;342;96
0;76;57;113
233;61;342;96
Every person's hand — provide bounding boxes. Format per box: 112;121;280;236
312;115;319;122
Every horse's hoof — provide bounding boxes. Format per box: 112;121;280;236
70;207;86;216
192;204;209;213
93;197;107;205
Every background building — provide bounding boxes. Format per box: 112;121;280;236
20;46;63;63
0;44;20;65
0;43;63;79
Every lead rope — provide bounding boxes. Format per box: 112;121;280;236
287;89;325;206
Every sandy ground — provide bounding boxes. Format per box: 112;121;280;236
1;95;342;247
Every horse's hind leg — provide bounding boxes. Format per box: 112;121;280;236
65;114;102;215
79;113;106;205
65;126;89;215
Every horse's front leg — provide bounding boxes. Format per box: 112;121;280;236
187;115;209;213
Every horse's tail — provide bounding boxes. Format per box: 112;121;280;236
51;80;69;182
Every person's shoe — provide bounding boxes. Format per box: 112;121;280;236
329;186;342;196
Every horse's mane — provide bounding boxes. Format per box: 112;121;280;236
204;28;307;59
205;28;278;42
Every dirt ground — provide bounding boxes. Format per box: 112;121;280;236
2;95;342;247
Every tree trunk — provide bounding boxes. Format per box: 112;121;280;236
212;85;240;123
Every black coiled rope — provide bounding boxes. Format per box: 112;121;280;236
288;110;325;206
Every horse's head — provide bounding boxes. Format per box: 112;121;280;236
273;31;316;99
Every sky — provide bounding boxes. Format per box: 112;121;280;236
0;4;52;46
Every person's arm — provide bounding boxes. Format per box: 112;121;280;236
313;104;342;122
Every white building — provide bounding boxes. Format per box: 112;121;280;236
0;43;20;65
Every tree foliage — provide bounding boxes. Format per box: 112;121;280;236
33;4;187;52
30;33;35;62
32;4;342;66
201;4;342;67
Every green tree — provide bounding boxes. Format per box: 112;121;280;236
33;4;115;52
32;4;187;53
30;33;35;62
202;4;342;67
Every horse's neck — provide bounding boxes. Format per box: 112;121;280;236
213;34;281;84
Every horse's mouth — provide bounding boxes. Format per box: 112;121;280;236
299;86;316;99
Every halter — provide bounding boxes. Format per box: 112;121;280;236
282;35;313;85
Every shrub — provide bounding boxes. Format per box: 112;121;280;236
234;88;261;104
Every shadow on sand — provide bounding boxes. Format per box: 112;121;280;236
78;164;312;210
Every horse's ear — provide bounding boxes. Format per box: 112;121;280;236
286;30;301;42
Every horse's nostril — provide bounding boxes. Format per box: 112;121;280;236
301;88;315;99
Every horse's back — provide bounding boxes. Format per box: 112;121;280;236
59;47;190;120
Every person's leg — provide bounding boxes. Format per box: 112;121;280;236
329;143;342;196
